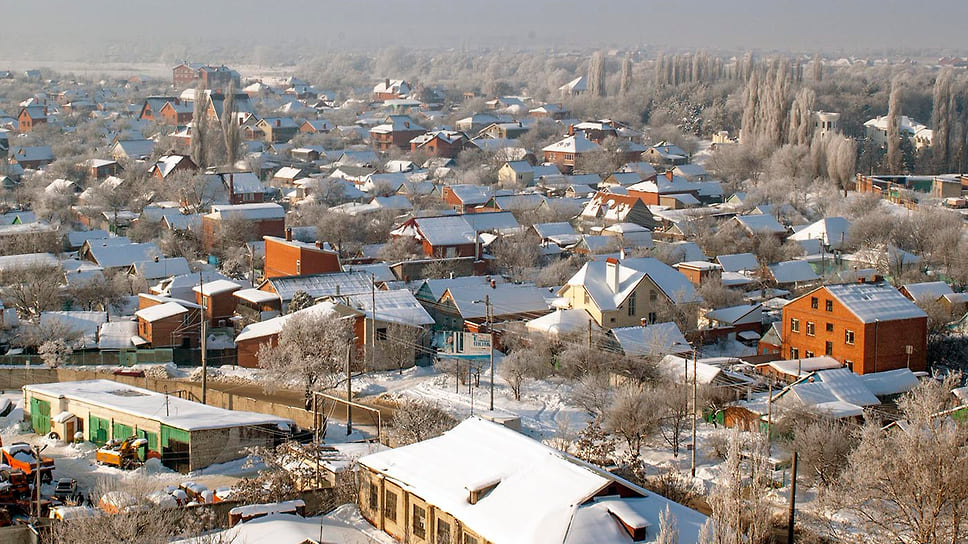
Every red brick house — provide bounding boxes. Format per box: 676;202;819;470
264;231;341;279
17;106;47;132
172;63;239;90
370;115;425;152
138;97;179;122
372;79;412;101
410;130;471;158
627;171;701;206
234;303;364;368
201;203;286;252
82;159;121;180
441;184;493;212
542;133;601;174
780;282;928;374
159;101;194;125
135;300;198;348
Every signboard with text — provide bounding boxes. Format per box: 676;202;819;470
436;331;491;359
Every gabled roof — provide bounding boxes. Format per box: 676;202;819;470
768;261;819;284
264;272;372;303
788;217;850;249
446;184;493;206
135;301;188;322
705;303;762;326
612;322;691;357
206;203;284;221
87;242;160;269
131;257;191;280
112;139;155;159
526;309;598;337
734;214;786;235
542;133;601;154
901;281;955;304
341;289;434;327
716;253;759;273
441;284;550;320
564;257;699;312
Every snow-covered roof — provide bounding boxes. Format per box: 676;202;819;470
823;282;927;324
735;214;787;235
542;133;601;154
193;279;243;297
716;253;759;273
768;356;843;377
233;288;281;305
343;289;434;327
132;257;191;280
25;379;292;432
559;76;588;92
705;303;762;326
443;284;550;320
98;320;138;350
0;252;59;271
859;368;920;397
267;271;372;302
359;418;706;544
207;203;285;221
657;355;723;385
769;261;819;284
342;263;396;283
235;301;348;342
135;301;188;322
526;309;598;337
901;281;954;304
173;509;388;544
86;242;160;269
612;322;691;358
40;311;106;349
788;217;850;250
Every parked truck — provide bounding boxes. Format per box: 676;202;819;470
0;442;54;483
95;437;148;469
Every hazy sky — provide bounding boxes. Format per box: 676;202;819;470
3;0;967;58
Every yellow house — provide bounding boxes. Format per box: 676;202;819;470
557;257;700;331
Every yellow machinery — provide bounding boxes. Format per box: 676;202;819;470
95;437;148;469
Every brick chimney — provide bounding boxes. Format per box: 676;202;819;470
285;227;292;241
665;170;674;181
606;257;620;293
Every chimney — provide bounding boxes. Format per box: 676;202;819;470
285;227;292;241
490;280;496;289
228;173;234;198
640;318;648;327
606;257;620;293
315;240;323;249
665;170;674;181
275;119;281;128
385;78;390;90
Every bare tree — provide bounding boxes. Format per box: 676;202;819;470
705;431;774;544
656;381;691;458
2;265;63;318
604;383;660;461
620;54;634;95
490;232;541;282
500;344;551;401
387;398;457;446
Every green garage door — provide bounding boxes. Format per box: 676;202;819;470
29;398;50;435
89;415;110;446
136;429;158;461
161;425;191;472
113;422;133;442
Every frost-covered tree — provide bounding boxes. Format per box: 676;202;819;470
588;51;606;97
706;431;773;544
222;82;242;166
388;398;457;446
787;87;816;146
824;374;968;544
190;84;207;168
287;290;314;313
620;54;633;95
886;79;904;174
604;384;660;460
656;506;680;544
257;308;356;401
931;70;953;171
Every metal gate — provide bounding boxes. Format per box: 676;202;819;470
29;397;50;435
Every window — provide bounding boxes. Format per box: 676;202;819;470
412;505;427;539
790;318;800;333
826;323;834;332
464;534;479;544
845;360;854;371
437;520;452;544
845;329;855;345
647;312;657;324
377;328;388;341
627;293;636;316
368;482;378;511
806;322;816;336
650;290;658;302
790;348;799;359
805;350;815;358
583;292;590;305
825;341;833;356
384;490;397;522
825;299;833;312
810;297;818;309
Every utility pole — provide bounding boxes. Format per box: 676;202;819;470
487;295;494;412
370;273;377;372
767;377;774;441
164;386;170;417
691;347;698;478
787;451;799;544
313;394;320;489
345;345;352;436
199;272;207;404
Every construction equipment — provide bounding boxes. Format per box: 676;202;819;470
0;443;54;483
95;437;148;469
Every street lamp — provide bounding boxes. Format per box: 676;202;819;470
472;297;494;411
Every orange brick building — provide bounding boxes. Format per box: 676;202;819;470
781;282;928;374
264;232;341;279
